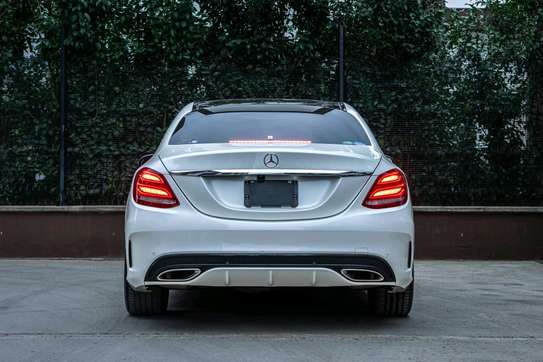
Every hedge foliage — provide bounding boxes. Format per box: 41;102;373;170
1;0;542;205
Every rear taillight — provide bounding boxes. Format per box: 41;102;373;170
133;167;179;208
363;169;408;209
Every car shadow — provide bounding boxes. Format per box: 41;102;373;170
138;288;403;333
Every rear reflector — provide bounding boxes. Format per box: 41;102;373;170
133;167;179;208
363;169;408;209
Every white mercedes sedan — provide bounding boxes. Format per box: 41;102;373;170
124;99;414;317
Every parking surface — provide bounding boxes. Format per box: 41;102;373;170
0;260;542;361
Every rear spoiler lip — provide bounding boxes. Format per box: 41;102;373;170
169;169;372;177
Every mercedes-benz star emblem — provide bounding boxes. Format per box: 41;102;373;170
263;153;279;168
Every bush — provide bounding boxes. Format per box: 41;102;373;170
0;0;541;205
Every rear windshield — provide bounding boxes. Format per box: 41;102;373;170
169;110;371;145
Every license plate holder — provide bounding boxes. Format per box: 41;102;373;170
244;179;298;208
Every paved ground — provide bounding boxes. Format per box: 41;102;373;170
0;260;542;361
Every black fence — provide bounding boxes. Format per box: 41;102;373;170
1;1;542;206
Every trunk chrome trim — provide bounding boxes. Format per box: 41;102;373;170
170;169;372;177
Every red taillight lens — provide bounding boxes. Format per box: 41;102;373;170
133;167;179;208
363;169;408;209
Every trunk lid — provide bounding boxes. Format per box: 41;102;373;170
160;143;381;220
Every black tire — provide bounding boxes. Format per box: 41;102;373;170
124;264;169;316
368;281;414;317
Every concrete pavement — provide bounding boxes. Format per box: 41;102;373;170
0;260;542;361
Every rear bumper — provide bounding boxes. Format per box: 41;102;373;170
125;199;414;290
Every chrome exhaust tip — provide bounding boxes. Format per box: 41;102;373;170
157;268;201;282
340;268;384;282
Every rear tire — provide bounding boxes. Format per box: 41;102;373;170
124;263;169;316
368;281;414;317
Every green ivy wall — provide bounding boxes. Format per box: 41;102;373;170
1;0;542;205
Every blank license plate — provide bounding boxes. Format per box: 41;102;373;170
244;180;298;208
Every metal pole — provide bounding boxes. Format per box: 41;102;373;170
59;2;66;205
338;23;345;102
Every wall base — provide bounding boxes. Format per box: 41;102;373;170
1;206;541;259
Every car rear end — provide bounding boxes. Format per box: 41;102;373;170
124;100;414;317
